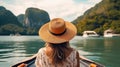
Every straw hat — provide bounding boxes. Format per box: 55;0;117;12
39;18;77;43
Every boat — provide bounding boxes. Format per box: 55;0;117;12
12;54;105;67
15;33;21;36
83;31;99;37
10;33;21;36
104;29;120;37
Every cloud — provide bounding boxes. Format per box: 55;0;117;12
0;0;102;21
88;0;102;4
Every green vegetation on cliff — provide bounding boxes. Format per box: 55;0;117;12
0;6;22;26
24;7;50;35
17;14;25;26
0;6;50;35
0;6;24;35
0;24;24;35
73;0;120;35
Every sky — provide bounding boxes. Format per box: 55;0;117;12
0;0;102;21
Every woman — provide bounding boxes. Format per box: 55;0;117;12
35;18;80;67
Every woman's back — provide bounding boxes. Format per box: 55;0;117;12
35;48;78;67
35;18;79;67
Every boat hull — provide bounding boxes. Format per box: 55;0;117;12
12;55;105;67
104;34;120;37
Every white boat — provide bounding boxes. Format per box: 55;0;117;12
10;33;21;36
15;33;21;36
83;31;99;37
104;29;120;37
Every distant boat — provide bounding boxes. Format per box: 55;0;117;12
15;33;21;36
10;33;21;36
12;54;105;67
83;31;99;37
104;29;120;37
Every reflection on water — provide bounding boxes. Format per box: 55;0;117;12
102;38;120;67
71;37;120;67
0;36;120;67
0;36;45;67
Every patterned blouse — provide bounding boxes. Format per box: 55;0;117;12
35;48;78;67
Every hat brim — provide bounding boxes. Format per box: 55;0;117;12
39;21;77;43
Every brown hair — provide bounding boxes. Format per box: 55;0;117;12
45;42;71;65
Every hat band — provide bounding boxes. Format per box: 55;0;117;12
49;29;66;36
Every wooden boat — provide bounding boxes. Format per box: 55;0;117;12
12;54;105;67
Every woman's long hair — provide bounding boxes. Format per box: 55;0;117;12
45;42;71;65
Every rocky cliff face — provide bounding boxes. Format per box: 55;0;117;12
0;6;50;35
0;6;24;35
17;14;25;26
19;7;50;35
0;6;22;26
24;7;50;29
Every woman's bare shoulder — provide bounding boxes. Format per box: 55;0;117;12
37;47;45;53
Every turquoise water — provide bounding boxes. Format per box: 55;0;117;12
0;36;120;67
